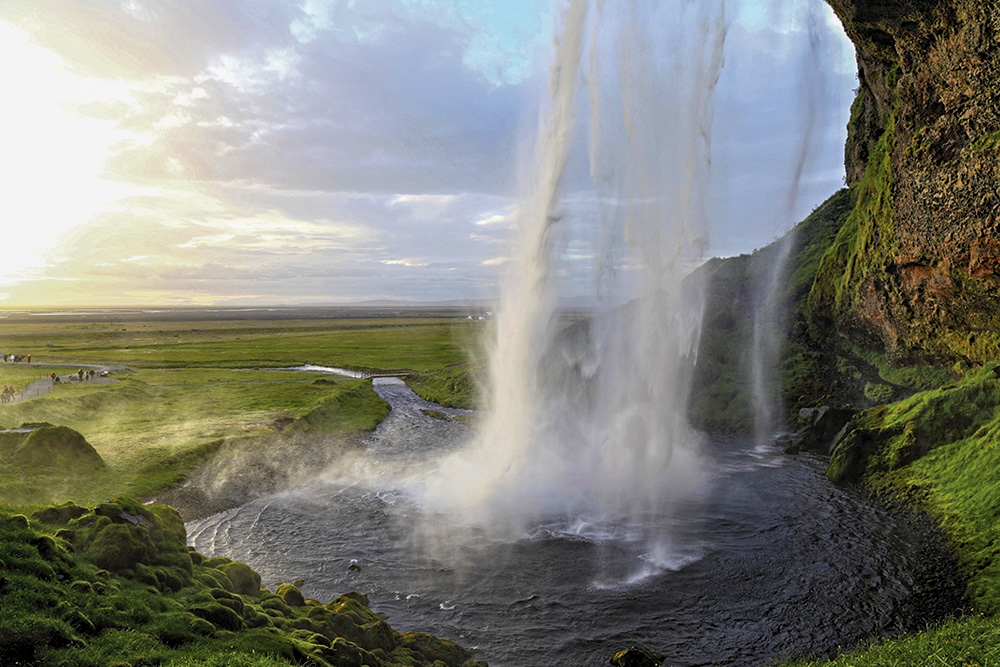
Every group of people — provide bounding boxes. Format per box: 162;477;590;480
2;353;30;363
1;384;18;403
49;369;98;383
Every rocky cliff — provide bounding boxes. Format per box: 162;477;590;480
811;0;1000;364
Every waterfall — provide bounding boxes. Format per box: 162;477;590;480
417;0;728;549
749;4;832;446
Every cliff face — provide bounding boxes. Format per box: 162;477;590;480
812;0;1000;363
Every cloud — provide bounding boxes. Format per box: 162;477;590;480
0;0;859;305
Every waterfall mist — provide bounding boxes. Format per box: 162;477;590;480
415;0;728;561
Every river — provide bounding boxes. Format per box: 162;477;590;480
187;378;960;666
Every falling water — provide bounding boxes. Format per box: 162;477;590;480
749;4;834;446
417;0;728;565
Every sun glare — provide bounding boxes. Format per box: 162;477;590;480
0;22;138;295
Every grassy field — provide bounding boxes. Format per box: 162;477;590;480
0;312;481;506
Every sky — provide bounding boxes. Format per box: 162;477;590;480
0;0;857;307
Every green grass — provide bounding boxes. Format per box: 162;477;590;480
0;314;479;506
407;364;479;409
970;129;1000;152
0;372;389;505
4;318;474;371
784;613;1000;666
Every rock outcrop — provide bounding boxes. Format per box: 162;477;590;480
812;0;1000;364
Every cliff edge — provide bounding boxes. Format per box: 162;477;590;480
812;0;1000;363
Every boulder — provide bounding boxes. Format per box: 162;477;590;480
610;645;665;667
796;406;855;454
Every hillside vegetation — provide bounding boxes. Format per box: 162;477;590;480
0;497;484;667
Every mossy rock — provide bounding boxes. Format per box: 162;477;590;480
195;567;233;592
209;588;245;615
398;631;470;667
188;602;244;632
827;428;883;484
356;619;397;653
11;426;104;471
326;593;382;626
610;645;665;667
327;637;379;667
32;501;89;526
276;582;305;607
84;523;155;572
219;561;261;597
261;596;295;617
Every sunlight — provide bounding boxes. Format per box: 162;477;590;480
0;22;140;295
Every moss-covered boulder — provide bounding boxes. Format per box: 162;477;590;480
277;582;306;607
610;645;665;667
219;560;262;597
31;501;89;526
398;631;471;667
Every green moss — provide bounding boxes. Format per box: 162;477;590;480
826;364;1000;613
398;632;471;667
218;561;261;597
809;114;897;344
0;499;478;667
863;382;894;403
275;583;305;607
969;129;1000;152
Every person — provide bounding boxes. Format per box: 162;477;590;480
78;369;84;382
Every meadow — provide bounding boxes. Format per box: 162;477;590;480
0;311;481;507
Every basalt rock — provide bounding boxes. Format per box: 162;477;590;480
813;0;1000;364
796;406;856;454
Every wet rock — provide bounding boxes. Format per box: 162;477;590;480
774;432;802;455
796;406;856;454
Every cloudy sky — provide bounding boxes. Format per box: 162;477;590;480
0;0;856;307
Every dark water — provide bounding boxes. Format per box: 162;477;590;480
187;379;956;667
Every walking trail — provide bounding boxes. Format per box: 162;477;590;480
9;366;125;403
